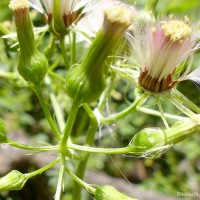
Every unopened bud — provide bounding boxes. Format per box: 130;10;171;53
0;170;28;192
128;116;200;157
128;128;166;157
9;0;48;83
66;6;133;104
95;185;137;200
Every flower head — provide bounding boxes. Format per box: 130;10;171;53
76;0;121;39
30;0;111;27
127;16;199;92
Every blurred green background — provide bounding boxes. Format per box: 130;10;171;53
0;0;200;200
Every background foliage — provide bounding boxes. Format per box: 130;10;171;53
0;0;200;199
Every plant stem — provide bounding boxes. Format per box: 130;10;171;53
99;93;149;124
55;101;80;200
7;138;57;151
165;93;197;120
98;72;116;112
72;104;98;200
164;116;200;144
71;31;76;64
59;38;70;69
60;101;80;146
49;55;62;70
26;158;59;179
55;164;65;200
172;89;200;114
65;167;95;194
48;71;66;83
156;97;169;129
68;143;130;154
145;0;159;14
45;77;65;132
137;107;187;120
33;84;61;140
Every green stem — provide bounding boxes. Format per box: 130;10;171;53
52;0;66;36
99;93;149;124
59;38;70;69
68;143;130;154
172;89;200;114
26;158;59;179
165;117;200;144
48;71;66;83
0;23;10;36
83;104;98;145
50;93;65;131
60;101;80;146
165;93;197;120
7;138;57;152
72;104;98;200
49;55;62;70
45;34;56;58
156;97;169;129
33;84;61;140
137;107;187;121
0;70;22;82
98;72;116;112
45;77;65;132
55;164;65;200
145;0;159;14
65;167;95;194
71;31;76;64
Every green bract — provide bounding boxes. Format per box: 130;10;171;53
95;185;137;200
0;118;7;143
0;170;28;192
66;61;106;104
18;49;48;83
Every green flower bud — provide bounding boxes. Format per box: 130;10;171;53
129;128;166;157
128;116;200;157
66;6;133;104
17;49;48;83
9;0;48;83
0;170;28;192
95;185;137;200
0;118;7;143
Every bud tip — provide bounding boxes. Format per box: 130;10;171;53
9;0;29;11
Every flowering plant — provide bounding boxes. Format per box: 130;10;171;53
0;0;199;199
